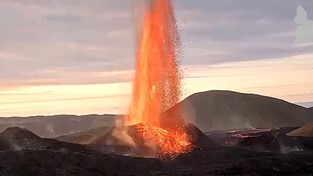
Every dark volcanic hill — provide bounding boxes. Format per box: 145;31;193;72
1;143;313;175
0;127;41;140
0;127;41;150
163;90;313;132
57;123;212;157
0;127;89;151
287;122;313;137
2;127;313;175
0;114;117;138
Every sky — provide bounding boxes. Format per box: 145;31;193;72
0;0;313;117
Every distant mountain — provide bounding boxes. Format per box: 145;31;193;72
0;114;117;138
1;90;312;137
163;90;313;132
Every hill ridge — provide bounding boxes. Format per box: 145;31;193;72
1;90;312;136
164;90;312;132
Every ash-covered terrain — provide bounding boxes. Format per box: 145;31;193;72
1;126;313;176
1;91;313;176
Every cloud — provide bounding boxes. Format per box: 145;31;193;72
177;0;313;65
0;0;313;87
295;5;313;43
0;94;129;105
1;54;312;116
0;69;134;87
298;101;313;107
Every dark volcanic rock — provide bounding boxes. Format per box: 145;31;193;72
0;150;162;176
238;131;277;147
208;128;304;153
207;127;300;146
291;137;313;150
164;90;313;132
1;146;313;176
238;132;302;153
1;128;313;175
174;147;313;176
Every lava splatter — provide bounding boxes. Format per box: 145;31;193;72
127;0;191;157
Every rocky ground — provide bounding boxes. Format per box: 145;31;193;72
1;126;313;175
0;147;313;176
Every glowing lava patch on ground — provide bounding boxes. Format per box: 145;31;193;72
135;124;193;159
127;0;192;158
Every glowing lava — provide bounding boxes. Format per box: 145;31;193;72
127;0;191;157
135;124;192;158
128;0;180;126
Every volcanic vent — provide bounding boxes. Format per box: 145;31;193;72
125;0;193;158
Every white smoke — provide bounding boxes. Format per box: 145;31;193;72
143;140;159;158
45;124;56;136
279;141;302;154
11;142;21;151
110;118;137;147
244;121;255;129
109;117;161;158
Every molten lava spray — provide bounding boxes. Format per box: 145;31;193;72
127;0;191;157
129;0;181;126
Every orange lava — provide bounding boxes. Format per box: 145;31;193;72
136;124;192;159
128;0;180;126
127;0;191;157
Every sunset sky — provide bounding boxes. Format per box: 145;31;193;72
0;0;313;117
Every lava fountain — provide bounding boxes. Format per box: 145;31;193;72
127;0;192;158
